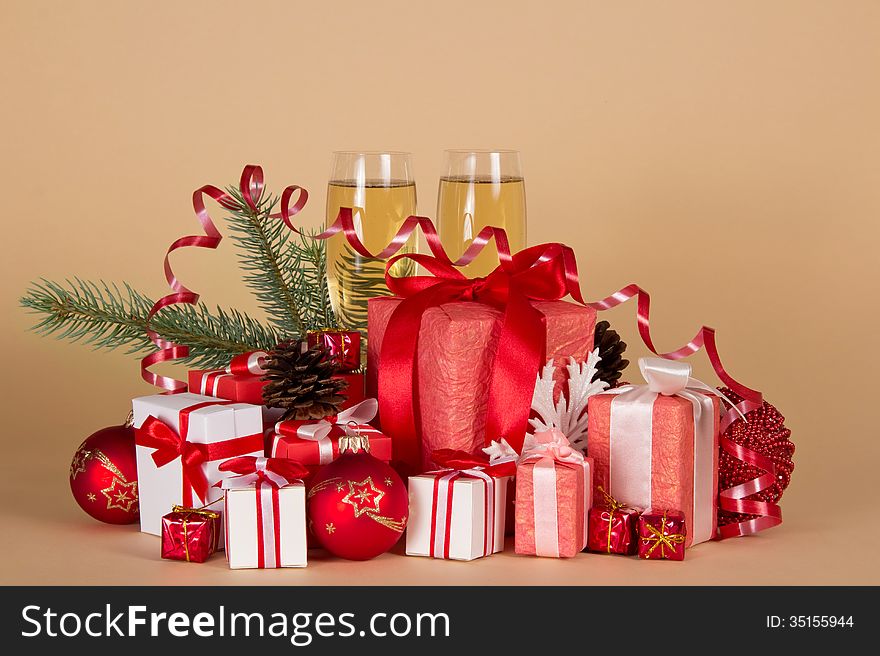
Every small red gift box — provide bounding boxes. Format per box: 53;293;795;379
586;490;639;555
308;329;361;372
160;505;221;563
268;399;391;474
638;509;686;561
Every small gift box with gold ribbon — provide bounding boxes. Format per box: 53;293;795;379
638;508;687;561
586;488;640;555
160;505;221;563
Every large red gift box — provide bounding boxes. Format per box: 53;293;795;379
368;297;595;471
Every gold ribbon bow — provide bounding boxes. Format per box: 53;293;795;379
641;511;686;558
171;503;220;562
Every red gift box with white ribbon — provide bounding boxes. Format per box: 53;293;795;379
189;351;366;409
267;399;391;469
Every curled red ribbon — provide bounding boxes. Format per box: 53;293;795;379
141;167;265;392
142;164;777;539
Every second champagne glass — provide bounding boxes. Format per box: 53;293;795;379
325;151;417;337
436;149;526;277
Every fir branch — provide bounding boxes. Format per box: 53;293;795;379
20;279;283;369
222;186;336;336
293;230;336;329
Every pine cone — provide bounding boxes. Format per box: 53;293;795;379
261;340;349;421
593;320;629;387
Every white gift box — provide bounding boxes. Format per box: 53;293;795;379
132;392;264;537
406;471;509;561
224;482;307;569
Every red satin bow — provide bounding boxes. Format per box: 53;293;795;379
381;245;583;473
431;449;516;479
136;415;210;505
218;456;309;488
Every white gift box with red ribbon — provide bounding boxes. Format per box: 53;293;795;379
220;456;308;569
132;392;264;537
406;469;510;561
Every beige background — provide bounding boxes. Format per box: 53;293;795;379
1;0;878;585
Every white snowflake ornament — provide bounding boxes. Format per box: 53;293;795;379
528;349;609;453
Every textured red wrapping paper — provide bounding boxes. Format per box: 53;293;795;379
514;458;589;558
367;297;596;470
587;393;720;548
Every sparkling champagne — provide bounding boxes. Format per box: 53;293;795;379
325;179;417;333
437;175;526;277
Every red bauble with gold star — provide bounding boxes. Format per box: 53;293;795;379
69;424;139;524
307;435;407;560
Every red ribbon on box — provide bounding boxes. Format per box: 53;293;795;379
274;398;382;465
380;245;585;472
135;401;263;507
191;351;268;402
219;456;308;569
425;449;514;559
140;164;778;540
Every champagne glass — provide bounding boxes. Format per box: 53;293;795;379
325;151;417;335
437;149;526;277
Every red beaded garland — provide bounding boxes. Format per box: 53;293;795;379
717;387;794;527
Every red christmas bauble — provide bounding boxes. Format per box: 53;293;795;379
307;448;407;560
717;388;795;527
69;425;139;524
